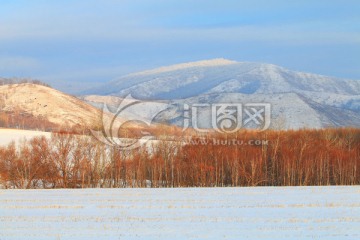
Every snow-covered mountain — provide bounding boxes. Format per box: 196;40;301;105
87;58;360;99
84;59;360;129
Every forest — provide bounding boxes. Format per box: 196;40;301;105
0;128;359;188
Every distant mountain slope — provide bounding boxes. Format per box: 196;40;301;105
84;92;360;130
0;83;101;130
83;59;360;129
86;58;360;100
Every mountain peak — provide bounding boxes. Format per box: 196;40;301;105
88;59;360;99
130;58;237;76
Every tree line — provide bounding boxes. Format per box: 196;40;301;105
0;110;58;131
0;128;359;188
0;78;51;88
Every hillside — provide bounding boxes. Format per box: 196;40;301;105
0;83;101;130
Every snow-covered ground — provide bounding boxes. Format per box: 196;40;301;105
0;129;51;146
0;187;359;240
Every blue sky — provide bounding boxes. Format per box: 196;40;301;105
0;0;359;93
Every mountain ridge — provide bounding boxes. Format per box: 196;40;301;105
86;59;360;99
83;59;360;129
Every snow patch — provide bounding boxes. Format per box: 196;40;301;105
0;129;51;146
129;58;238;76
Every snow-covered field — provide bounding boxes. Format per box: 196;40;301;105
0;129;51;146
0;187;359;240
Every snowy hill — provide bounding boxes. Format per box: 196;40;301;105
0;83;102;130
83;59;360;129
